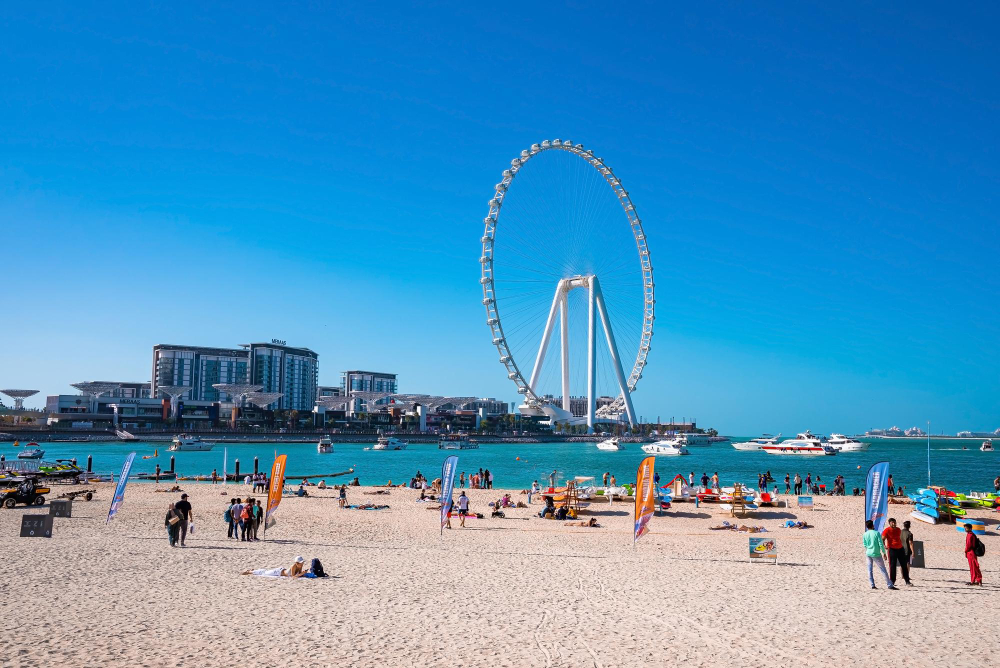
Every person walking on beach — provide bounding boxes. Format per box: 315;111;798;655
155;464;161;484
965;523;983;585
239;499;253;541
231;498;243;540
339;484;347;508
794;473;802;495
165;503;182;547
900;520;915;566
804;473;812;494
528;480;540;504
457;491;470;528
863;520;896;590
784;474;791;494
226;498;237;539
887;474;895;496
175;493;193;547
882;518;912;586
443;497;453;530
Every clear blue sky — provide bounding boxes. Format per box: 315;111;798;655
1;3;997;434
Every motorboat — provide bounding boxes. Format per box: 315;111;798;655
438;433;478;450
679;433;713;446
596;437;624;451
168;434;214;452
761;431;836;456
17;447;45;459
827;434;869;452
982;440;995;453
732;434;781;451
641;439;690;456
372;434;407;451
317;435;334;454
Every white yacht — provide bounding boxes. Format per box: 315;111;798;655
372;434;408;451
317;435;334;453
761;431;835;456
596;437;624;451
827;434;869;452
732;434;781;451
982;440;995;453
679;433;713;446
641;439;690;456
438;433;478;450
169;434;214;452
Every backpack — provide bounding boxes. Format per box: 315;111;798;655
223;507;232;523
310;558;328;578
974;537;986;557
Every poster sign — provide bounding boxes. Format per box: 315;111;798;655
20;514;53;538
106;452;136;524
633;456;656;544
910;540;925;569
865;461;890;532
797;496;813;509
749;537;777;563
263;454;287;537
50;499;72;517
440;455;458;534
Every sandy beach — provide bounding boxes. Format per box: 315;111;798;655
0;482;997;667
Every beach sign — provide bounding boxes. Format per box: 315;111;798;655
749;537;777;563
440;455;458;535
797;496;813;509
910;540;925;568
20;514;54;538
263;454;287;537
633;456;656;544
865;461;890;532
106;452;136;524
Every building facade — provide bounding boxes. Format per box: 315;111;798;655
340;370;397;394
248;342;318;411
152;344;249;403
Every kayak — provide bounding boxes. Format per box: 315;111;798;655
917;488;939;498
908;492;938;504
910;510;937;525
942;506;967;517
915;503;939;518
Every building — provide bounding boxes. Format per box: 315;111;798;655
341;370;397;394
318;385;343;398
152;341;320;411
152;344;249;403
456;397;509;416
540;395;616;418
247;342;318;412
109;382;151;399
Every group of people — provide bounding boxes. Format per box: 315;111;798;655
861;516;982;589
163;493;193;547
443;490;471;528
458;468;493;489
225;497;263;541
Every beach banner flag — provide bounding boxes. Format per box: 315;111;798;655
106;452;136;524
440;455;459;535
866;461;890;532
633;456;656;544
263;454;287;536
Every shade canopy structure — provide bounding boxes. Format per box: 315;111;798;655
0;389;39;411
246;392;283;410
211;383;264;405
157;385;192;419
71;382;121;413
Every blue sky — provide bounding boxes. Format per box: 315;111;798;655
1;3;997;434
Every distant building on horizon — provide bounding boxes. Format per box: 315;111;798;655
340;370;397;394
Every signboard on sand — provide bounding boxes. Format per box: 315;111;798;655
797;496;813;509
21;514;53;538
749;537;777;563
910;540;925;569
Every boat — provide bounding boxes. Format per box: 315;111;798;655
761;431;836;456
596;437;624;451
372;434;407;451
317;435;334;454
982;440;995;452
17;448;45;459
731;434;781;451
438;433;478;450
826;434;869;452
679;433;713;446
641;439;690;456
168;434;214;452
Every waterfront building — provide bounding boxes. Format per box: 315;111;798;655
247;342;318;411
341;370;397;394
318;385;343;398
151;344;249;403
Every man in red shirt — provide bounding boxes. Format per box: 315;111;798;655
881;518;912;586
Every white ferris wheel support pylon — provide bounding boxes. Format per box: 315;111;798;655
526;275;638;431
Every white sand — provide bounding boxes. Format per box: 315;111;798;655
0;483;997;667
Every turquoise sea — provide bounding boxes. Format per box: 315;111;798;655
2;437;998;493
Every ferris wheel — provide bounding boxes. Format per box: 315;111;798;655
480;139;654;430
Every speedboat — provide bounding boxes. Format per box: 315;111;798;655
372;434;407;451
641;439;690;456
761;431;836;456
596;437;624;451
732;434;781;451
438;433;478;450
982;440;995;453
169;434;214;452
317;435;334;453
17;447;45;459
827;434;869;452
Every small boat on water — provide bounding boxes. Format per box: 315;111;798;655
372;434;407;451
641;439;689;456
438;433;478;450
317;435;334;454
827;434;869;452
17;447;45;459
168;434;214;452
596;437;624;451
732;434;781;451
761;431;836;456
679;433;713;447
982;440;995;452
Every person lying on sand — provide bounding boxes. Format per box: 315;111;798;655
155;486;184;493
565;518;600;527
241;556;308;578
783;520;812;529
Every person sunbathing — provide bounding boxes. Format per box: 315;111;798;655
242;556;308;578
565;517;600;527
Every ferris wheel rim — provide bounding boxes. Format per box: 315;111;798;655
479;139;655;408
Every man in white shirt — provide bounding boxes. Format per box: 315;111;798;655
457;492;470;527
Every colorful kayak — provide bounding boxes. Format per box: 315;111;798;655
942;506;967;516
917;488;939;498
915;503;939;518
910;510;937;525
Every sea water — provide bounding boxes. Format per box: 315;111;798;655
2;437;996;494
